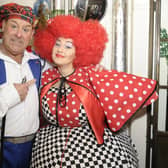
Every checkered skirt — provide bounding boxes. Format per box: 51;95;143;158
31;125;138;168
30;87;138;168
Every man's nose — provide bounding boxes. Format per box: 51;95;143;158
15;28;22;37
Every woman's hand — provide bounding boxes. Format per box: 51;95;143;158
94;64;105;72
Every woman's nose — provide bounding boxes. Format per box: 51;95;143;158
58;46;64;53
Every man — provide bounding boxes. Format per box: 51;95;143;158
0;3;43;168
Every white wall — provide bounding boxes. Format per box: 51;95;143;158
100;1;112;69
158;0;168;131
131;1;150;168
161;0;168;30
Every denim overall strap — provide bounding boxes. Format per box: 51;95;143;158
28;59;41;89
0;59;6;84
0;59;6;167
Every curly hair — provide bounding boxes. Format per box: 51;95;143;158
34;15;108;67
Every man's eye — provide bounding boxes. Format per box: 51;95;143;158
11;24;17;29
23;28;31;32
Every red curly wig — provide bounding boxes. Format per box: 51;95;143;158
34;15;108;67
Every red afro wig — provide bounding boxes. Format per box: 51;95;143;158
34;15;108;67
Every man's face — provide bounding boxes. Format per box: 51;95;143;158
2;18;34;56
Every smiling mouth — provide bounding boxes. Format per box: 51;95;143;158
56;54;64;58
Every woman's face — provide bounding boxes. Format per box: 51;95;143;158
52;37;76;67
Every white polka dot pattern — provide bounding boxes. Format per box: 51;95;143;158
88;68;158;131
41;66;158;133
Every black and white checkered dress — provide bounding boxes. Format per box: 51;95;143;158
31;87;138;168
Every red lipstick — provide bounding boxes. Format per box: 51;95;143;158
56;54;64;58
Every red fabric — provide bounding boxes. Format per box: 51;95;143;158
69;83;105;144
40;76;105;144
40;66;158;143
26;46;32;52
88;68;158;131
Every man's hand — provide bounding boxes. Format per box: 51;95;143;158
14;79;36;101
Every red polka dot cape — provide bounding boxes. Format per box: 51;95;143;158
40;65;158;144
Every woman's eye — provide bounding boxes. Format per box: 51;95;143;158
65;42;73;49
55;42;60;47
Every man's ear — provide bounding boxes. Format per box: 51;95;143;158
1;20;7;32
30;29;35;40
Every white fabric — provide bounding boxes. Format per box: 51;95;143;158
0;50;40;137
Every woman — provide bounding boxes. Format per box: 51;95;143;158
31;15;158;168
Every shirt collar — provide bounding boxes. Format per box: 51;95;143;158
0;50;35;65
